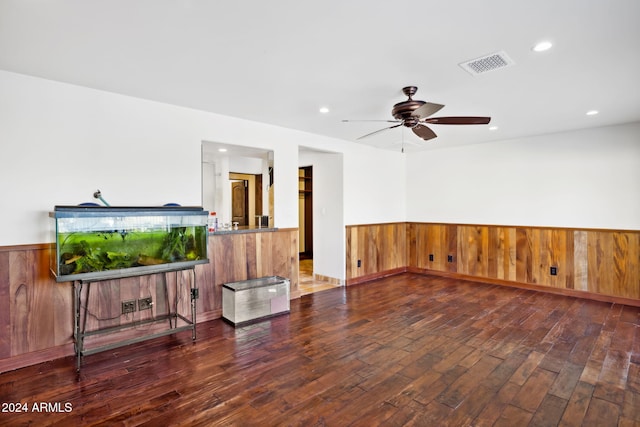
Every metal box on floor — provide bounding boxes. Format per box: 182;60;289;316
222;276;290;326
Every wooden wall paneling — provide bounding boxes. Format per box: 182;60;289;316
137;274;154;321
493;227;516;282
617;232;640;299
516;228;532;284
32;247;59;352
408;223;424;269
0;252;11;359
445;224;458;273
406;223;417;268
555;228;574;290
363;225;379;276
588;231;640;299
232;234;249;280
345;226;355;278
458;225;489;278
587;231;614;296
177;269;193;318
386;223;407;271
410;223;447;271
574;230;589;292
245;232;258;278
51;282;72;348
9;248;63;355
195;260;216;315
270;230;299;296
529;228;543;285
487;226;499;278
428;224;444;271
9;250;29;356
213;234;242;286
457;225;470;276
257;231;274;278
9;250;31;356
152;273;169;317
346;223;406;280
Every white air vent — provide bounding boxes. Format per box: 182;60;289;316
459;51;515;75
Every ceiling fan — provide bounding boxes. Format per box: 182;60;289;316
343;86;491;141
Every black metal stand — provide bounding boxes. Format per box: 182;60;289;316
72;267;197;372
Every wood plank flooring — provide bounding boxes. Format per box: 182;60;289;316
0;273;638;426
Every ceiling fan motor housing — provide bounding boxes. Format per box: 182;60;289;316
392;100;425;126
392;86;426;126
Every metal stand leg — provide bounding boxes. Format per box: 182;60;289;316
75;281;91;372
164;272;173;329
73;281;82;372
191;269;197;341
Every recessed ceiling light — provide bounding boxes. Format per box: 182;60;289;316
586;110;599;116
532;41;553;52
218;148;228;152
489;126;498;131
319;107;330;114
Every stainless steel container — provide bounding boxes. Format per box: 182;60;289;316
222;276;290;326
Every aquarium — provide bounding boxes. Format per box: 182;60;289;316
50;206;209;282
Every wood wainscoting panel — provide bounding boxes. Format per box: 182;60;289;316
409;223;457;273
0;229;300;373
574;230;589;292
587;231;640;299
515;227;574;290
346;223;407;283
6;246;72;357
387;222;638;304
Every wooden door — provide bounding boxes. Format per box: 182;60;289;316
231;181;248;225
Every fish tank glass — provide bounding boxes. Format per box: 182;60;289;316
50;206;209;282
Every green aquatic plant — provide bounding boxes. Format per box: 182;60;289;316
104;251;133;269
73;240;106;273
161;227;188;262
57;225;206;276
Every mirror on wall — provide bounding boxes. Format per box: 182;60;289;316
201;141;274;229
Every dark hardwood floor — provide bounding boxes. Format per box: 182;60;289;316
1;273;639;426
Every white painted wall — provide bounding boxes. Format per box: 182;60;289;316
4;67;635;269
406;122;640;230
0;70;406;249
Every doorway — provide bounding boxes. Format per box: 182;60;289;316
298;166;312;259
231;180;248;225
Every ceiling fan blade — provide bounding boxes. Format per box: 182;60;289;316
357;123;403;140
342;119;400;123
413;102;445;119
412;124;437;141
423;116;491;125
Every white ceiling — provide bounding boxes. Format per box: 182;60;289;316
1;0;639;152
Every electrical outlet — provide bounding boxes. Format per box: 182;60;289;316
121;300;136;314
447;255;454;263
429;254;434;262
357;259;361;268
550;266;558;276
191;288;199;300
138;297;153;310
